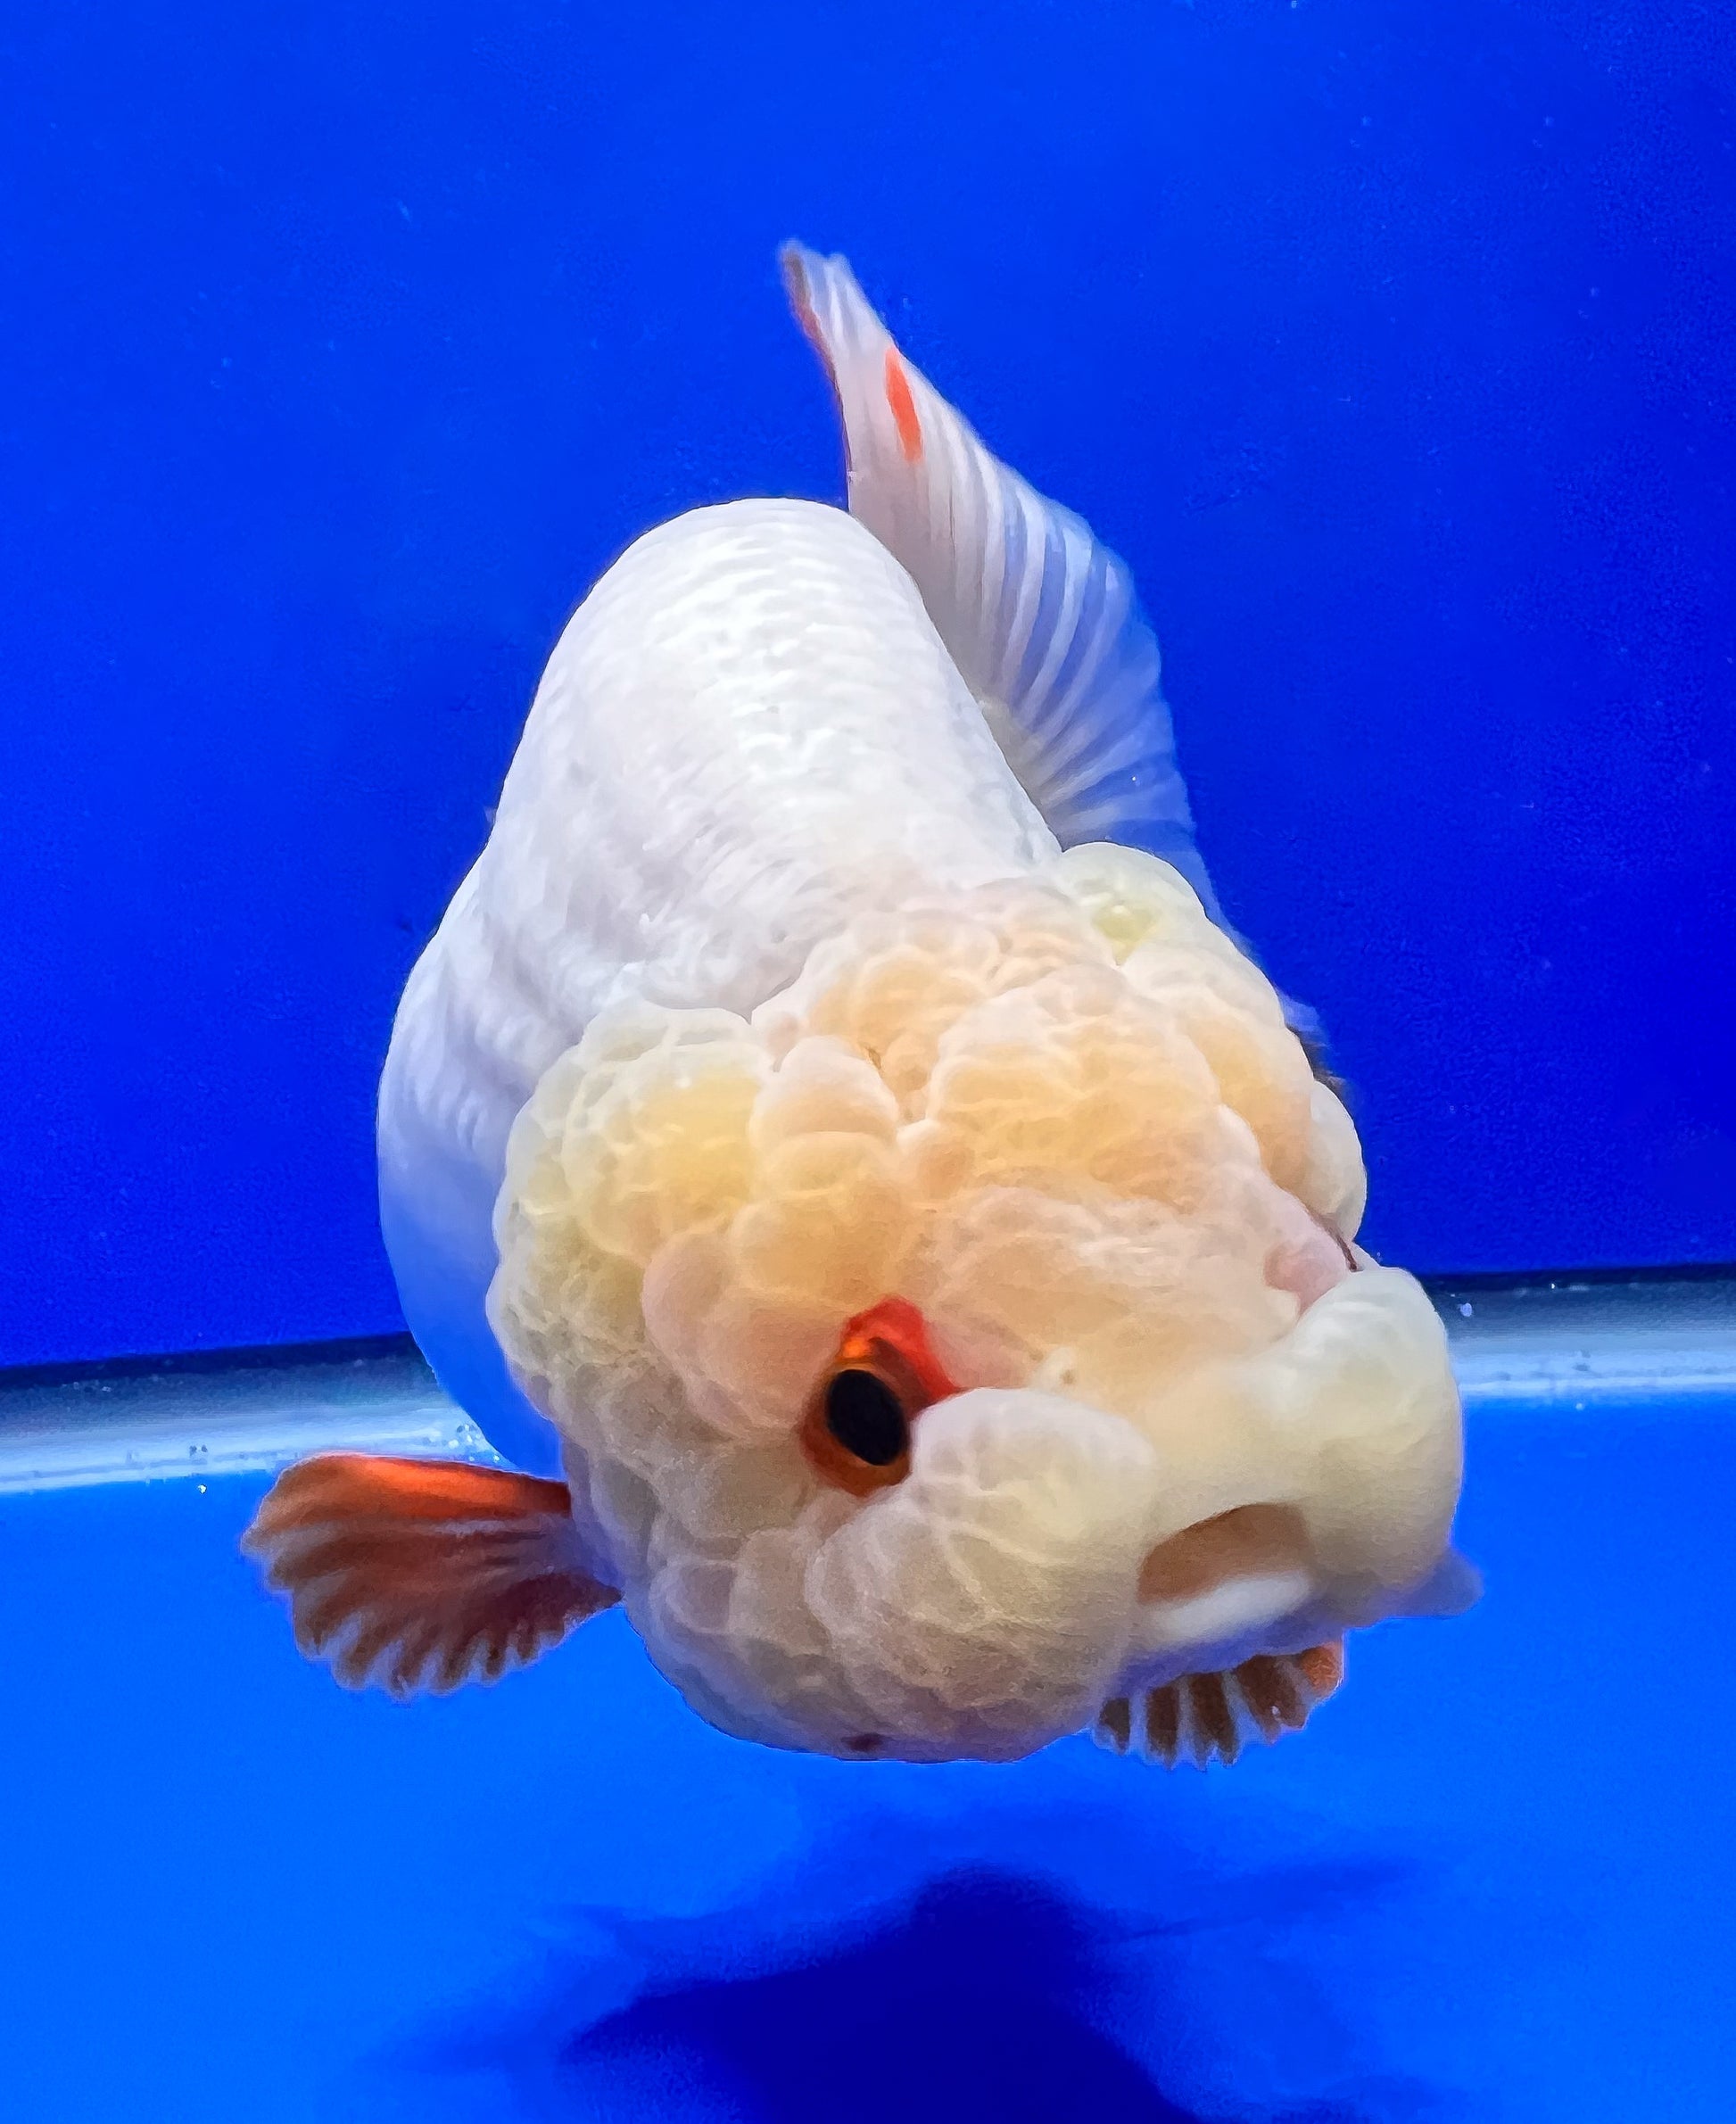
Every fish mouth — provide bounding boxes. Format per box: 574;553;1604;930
1137;1501;1313;1605
1127;1500;1319;1678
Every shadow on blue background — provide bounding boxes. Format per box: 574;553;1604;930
400;1857;1451;2124
555;1873;1225;2122
490;1874;1426;2123
3;1;1734;1368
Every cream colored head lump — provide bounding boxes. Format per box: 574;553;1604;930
487;845;1461;1761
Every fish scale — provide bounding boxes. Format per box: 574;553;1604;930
380;502;1057;1479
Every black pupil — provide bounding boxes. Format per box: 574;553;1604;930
823;1368;909;1467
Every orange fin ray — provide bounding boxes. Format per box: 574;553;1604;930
1094;1641;1345;1769
241;1453;618;1698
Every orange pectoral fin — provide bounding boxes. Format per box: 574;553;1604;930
1095;1640;1345;1770
240;1454;618;1698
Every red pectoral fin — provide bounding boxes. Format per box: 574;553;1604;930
241;1454;618;1699
1095;1641;1345;1769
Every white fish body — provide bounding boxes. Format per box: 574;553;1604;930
377;496;1056;1481
248;250;1471;1768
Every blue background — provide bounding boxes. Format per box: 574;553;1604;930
4;0;1732;1368
5;1384;1735;2118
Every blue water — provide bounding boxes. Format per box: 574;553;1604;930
5;1384;1731;2120
4;0;1734;1369
4;5;1733;2112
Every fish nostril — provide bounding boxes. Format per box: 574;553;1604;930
1138;1503;1312;1604
1266;1211;1357;1310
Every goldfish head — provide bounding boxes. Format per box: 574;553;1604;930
487;845;1465;1762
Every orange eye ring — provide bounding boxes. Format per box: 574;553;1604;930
799;1298;960;1497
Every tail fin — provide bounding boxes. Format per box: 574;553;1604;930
781;242;1222;924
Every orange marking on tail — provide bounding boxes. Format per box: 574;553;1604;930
883;347;923;463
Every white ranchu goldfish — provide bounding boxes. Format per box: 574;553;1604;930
244;246;1474;1768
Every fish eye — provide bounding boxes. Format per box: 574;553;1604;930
823;1368;910;1468
802;1361;914;1494
798;1297;958;1497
